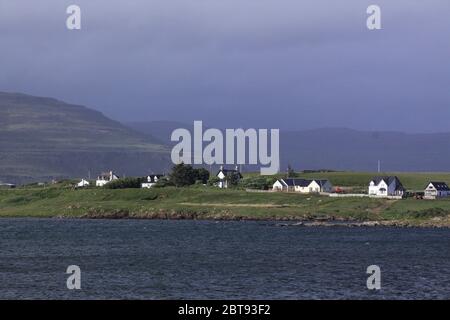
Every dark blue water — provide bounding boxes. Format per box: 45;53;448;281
0;218;449;299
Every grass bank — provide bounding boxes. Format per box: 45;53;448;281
1;186;450;227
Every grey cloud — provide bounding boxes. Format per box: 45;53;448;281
0;0;449;132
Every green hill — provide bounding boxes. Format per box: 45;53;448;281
0;92;170;184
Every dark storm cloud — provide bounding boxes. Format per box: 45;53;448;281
0;0;449;132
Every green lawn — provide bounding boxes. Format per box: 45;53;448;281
1;181;450;226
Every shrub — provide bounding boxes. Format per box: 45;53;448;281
169;163;196;187
169;163;210;187
104;177;143;189
239;176;277;190
194;168;210;184
154;177;174;188
207;176;220;186
226;172;241;188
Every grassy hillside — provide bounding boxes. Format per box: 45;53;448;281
0;92;170;184
1;184;450;227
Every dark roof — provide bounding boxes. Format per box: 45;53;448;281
220;169;238;174
371;176;392;185
97;171;119;180
428;181;450;191
217;168;242;178
370;176;404;190
280;178;331;187
315;179;331;187
283;178;313;187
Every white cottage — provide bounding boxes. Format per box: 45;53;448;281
424;181;450;199
272;179;289;191
77;179;90;188
368;176;405;197
141;175;163;189
96;171;119;187
216;166;242;188
272;178;333;193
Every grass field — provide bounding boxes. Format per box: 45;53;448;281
244;171;450;191
1;176;450;226
294;172;450;190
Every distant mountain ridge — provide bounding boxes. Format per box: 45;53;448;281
127;121;450;173
279;128;450;172
2;90;450;185
0;92;170;184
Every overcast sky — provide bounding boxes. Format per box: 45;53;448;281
1;0;449;132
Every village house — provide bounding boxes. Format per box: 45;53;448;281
272;178;333;193
96;171;119;187
368;176;405;197
0;183;16;189
216;166;242;188
76;179;90;188
141;175;164;189
424;181;450;199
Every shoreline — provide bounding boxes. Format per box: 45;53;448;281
76;210;450;228
1;214;447;228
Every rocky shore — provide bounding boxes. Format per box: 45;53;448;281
72;208;450;228
275;220;430;228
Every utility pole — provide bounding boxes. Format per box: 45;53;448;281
377;160;381;173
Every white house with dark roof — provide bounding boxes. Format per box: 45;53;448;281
272;179;289;191
272;178;332;193
141;175;164;189
368;176;405;197
0;183;16;189
424;181;450;199
96;171;120;187
216;166;242;188
77;179;90;188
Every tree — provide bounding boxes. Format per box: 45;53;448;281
169;163;197;187
104;177;142;189
239;176;277;190
194;168;210;184
226;172;241;188
287;164;296;178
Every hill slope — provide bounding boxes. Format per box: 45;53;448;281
127;120;188;144
0;92;170;184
